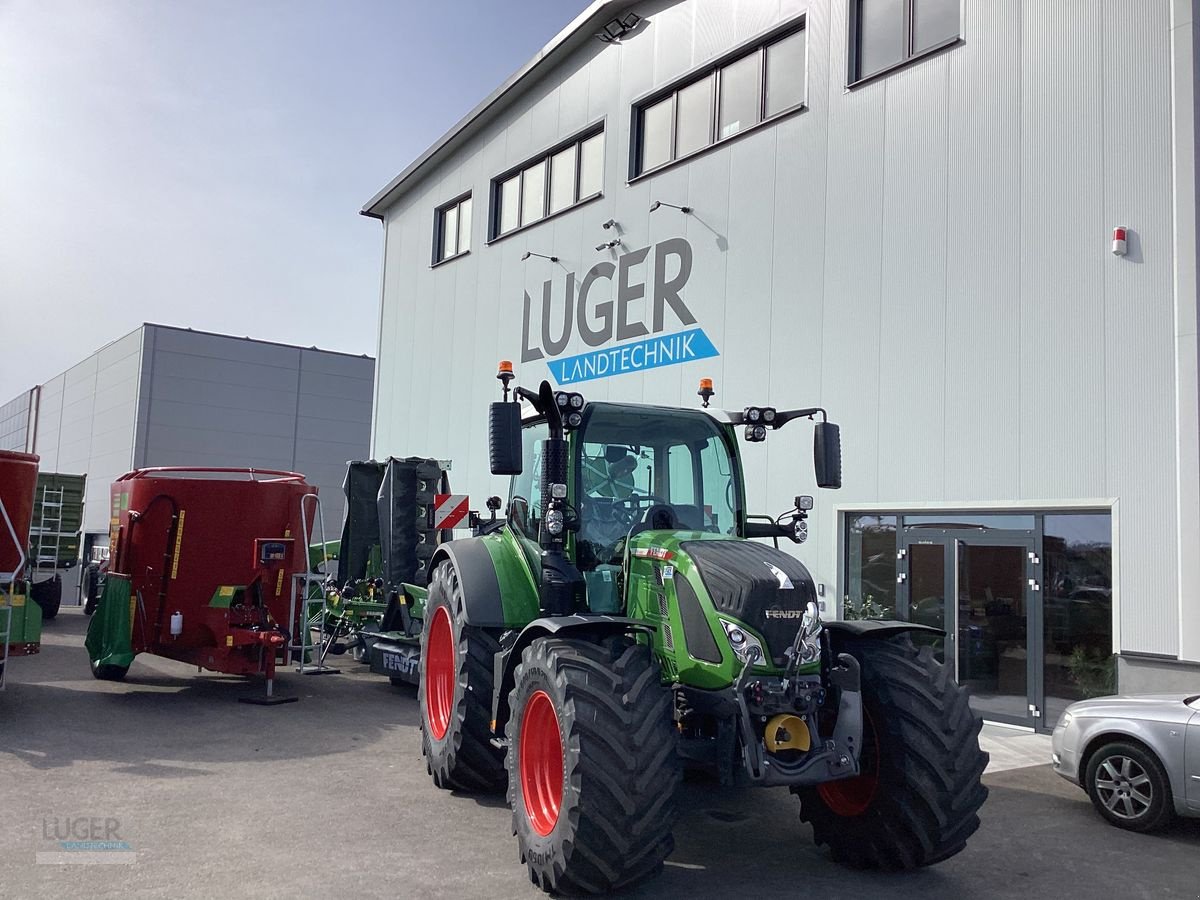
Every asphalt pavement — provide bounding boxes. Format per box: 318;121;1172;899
1;609;1196;899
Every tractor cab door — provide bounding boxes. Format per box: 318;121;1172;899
506;420;549;578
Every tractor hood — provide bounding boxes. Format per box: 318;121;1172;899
678;539;817;667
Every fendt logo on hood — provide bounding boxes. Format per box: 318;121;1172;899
521;237;719;384
766;563;795;591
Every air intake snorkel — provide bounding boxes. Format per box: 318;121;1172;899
515;380;584;617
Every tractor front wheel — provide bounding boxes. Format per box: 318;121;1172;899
418;560;505;792
506;636;680;895
794;634;989;869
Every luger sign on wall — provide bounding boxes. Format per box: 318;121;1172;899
520;237;720;385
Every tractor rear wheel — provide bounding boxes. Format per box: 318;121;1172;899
505;636;680;895
418;560;505;792
794;634;988;869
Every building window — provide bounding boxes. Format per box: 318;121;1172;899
850;0;960;84
434;194;472;264
491;128;605;240
632;22;806;177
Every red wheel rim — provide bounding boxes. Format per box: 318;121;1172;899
817;709;880;817
425;607;454;740
519;690;563;836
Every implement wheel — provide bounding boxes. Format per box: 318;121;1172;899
794;634;988;869
506;636;680;895
418;561;505;792
90;658;128;681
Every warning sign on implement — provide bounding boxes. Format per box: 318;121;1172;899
432;494;469;530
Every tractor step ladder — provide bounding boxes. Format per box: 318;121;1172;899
31;485;65;569
289;493;339;675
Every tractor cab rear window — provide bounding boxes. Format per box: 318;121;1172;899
574;404;742;570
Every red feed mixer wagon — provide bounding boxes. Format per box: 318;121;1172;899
1;449;42;685
85;467;321;703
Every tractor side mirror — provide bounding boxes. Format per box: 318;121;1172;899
814;422;841;489
489;402;523;475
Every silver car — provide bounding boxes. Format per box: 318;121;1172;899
1052;693;1200;831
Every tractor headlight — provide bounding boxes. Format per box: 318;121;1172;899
719;618;764;667
545;508;565;535
745;424;767;442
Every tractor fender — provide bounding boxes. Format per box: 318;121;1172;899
491;615;654;733
824;619;945;640
427;538;507;627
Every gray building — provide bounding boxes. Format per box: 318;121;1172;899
362;0;1200;729
0;323;374;555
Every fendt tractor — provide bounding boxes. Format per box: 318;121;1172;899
395;365;988;893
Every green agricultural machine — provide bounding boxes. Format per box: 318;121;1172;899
398;365;988;893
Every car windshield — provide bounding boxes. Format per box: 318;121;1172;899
574;403;742;570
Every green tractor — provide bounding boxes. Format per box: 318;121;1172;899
406;366;987;893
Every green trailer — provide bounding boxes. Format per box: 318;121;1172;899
26;471;86;621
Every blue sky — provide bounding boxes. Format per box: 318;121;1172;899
0;0;592;396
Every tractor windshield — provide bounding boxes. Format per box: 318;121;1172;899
574;403;742;571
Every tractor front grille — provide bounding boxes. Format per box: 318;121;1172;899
681;540;817;666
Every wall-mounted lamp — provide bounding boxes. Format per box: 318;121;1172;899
596;13;642;43
650;200;693;214
595;238;621;252
521;251;558;263
601;218;618;230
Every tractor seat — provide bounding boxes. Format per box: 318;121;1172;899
628;504;680;538
670;504;705;530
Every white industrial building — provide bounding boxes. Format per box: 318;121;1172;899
0;323;374;561
362;0;1200;729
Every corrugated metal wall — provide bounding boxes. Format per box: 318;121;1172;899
31;329;143;535
0;391;32;452
136;325;374;534
3;325;375;539
371;0;1191;658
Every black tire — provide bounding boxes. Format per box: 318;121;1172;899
90;658;129;681
418;560;505;792
31;576;62;621
794;634;988;869
1084;741;1175;833
505;636;680;895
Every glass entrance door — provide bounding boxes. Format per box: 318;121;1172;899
956;540;1034;726
901;531;1042;729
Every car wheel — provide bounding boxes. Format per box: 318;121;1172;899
1084;741;1175;833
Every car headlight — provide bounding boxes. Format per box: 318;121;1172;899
1058;711;1073;729
719;618;764;667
